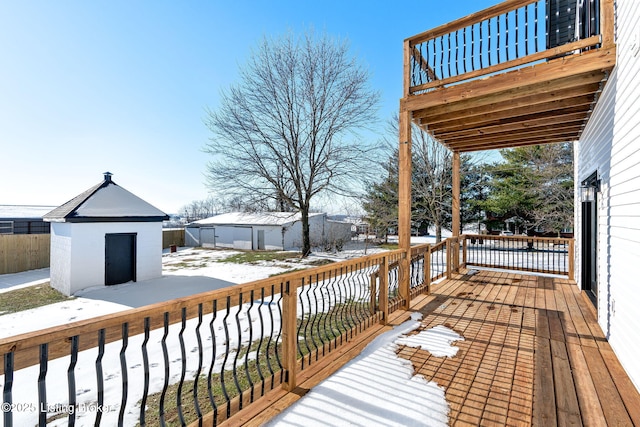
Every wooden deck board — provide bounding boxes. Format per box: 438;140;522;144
231;270;640;426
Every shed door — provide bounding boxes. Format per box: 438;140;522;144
105;233;136;286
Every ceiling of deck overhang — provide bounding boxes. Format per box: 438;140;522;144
408;60;614;153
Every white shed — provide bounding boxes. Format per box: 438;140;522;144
43;172;168;295
186;212;351;251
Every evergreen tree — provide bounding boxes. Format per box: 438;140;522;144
482;143;574;235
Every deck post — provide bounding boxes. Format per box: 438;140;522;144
281;280;298;391
398;108;412;309
452;152;461;273
452;151;461;237
600;0;615;48
568;238;575;281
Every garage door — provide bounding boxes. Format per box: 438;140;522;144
200;227;216;248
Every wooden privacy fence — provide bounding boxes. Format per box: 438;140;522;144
162;228;185;249
0;235;574;426
0;234;50;275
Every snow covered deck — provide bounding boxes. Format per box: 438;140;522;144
237;269;640;426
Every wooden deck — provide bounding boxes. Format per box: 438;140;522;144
222;269;640;426
405;269;640;426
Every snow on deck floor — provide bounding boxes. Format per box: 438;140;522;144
266;313;464;427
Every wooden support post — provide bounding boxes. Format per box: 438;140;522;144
600;0;615;49
568;238;575;281
452;151;461;237
379;257;389;325
281;280;298;391
398;108;412;309
423;244;431;294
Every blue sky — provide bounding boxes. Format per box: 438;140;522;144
1;0;499;214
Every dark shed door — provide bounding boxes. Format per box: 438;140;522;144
105;233;136;286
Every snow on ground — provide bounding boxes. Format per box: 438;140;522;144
266;313;464;427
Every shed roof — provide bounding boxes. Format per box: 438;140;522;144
192;212;325;227
44;173;168;223
0;205;57;219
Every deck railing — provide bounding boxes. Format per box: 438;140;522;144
0;235;574;426
0;250;409;427
406;0;604;95
461;233;574;277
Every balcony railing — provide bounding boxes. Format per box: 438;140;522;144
0;235;573;426
406;0;605;95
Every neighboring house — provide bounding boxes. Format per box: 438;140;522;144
44;172;169;295
185;212;352;251
574;0;640;392
0;205;55;234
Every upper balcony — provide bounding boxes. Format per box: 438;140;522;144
401;0;616;152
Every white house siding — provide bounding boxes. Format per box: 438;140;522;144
50;222;163;295
575;0;640;392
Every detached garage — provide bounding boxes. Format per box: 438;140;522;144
44;172;168;295
186;212;351;251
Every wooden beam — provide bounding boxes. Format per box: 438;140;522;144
452;135;580;152
403;39;411;97
452;151;460;237
402;48;615;113
435;112;589;140
601;0;615;48
442;124;583;146
421;99;593;133
412;45;439;82
414;81;601;124
446;130;581;151
398;109;412;309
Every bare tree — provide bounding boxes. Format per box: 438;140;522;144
204;30;380;256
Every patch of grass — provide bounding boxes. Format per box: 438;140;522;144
378;243;399;250
217;251;300;265
0;283;72;315
268;268;307;277
305;259;335;266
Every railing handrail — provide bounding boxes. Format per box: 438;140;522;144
0;248;406;370
462;233;572;243
407;0;536;46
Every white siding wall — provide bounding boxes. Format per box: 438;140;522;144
50;222;73;295
576;0;640;391
283;221;303;250
252;225;284;250
50;221;163;295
